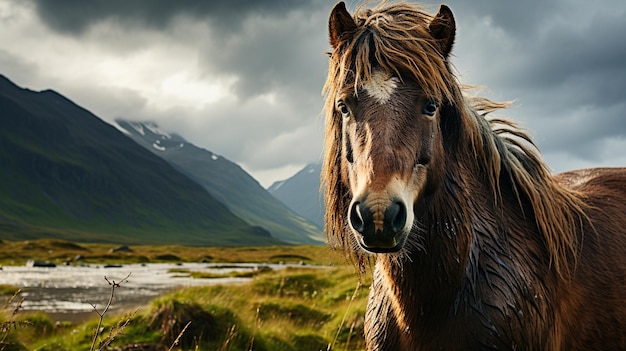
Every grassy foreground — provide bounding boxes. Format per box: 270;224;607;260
0;240;370;351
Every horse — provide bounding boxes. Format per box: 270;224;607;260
322;2;626;350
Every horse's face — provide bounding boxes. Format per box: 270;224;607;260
326;2;456;254
336;70;442;253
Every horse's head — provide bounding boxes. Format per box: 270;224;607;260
324;2;458;255
336;71;444;253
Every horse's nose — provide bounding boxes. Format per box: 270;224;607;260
349;199;408;252
386;201;408;234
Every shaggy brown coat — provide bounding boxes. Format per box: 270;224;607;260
323;2;626;350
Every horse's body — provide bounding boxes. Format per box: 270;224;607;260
322;2;626;350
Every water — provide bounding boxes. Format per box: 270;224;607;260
0;262;283;322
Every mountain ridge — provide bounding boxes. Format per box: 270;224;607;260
0;74;282;246
115;119;324;245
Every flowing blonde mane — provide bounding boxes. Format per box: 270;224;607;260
322;1;587;276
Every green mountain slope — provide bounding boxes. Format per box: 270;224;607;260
0;75;282;246
115;120;324;245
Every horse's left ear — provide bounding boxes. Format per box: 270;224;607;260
429;5;456;58
329;2;357;49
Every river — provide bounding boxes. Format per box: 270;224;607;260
0;262;285;323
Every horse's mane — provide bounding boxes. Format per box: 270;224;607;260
322;1;587;276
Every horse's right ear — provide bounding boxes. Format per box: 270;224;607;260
329;2;357;49
429;5;456;58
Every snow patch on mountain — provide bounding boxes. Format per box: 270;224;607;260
144;122;171;139
271;180;285;191
112;121;131;135
129;122;145;136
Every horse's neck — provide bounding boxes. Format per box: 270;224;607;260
375;164;551;330
376;167;511;304
375;211;473;322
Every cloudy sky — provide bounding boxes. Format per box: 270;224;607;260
1;0;625;187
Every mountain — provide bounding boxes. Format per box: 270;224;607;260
115;120;324;245
0;74;282;246
268;163;324;230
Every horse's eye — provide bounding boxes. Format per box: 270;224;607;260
337;101;351;119
422;101;438;116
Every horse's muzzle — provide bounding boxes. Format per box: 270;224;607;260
349;199;409;253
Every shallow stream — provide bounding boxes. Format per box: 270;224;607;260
0;262;282;323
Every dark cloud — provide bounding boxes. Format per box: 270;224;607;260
443;0;626;171
30;0;327;34
200;7;329;100
448;0;565;35
511;9;626;101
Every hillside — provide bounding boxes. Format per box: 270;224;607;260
268;163;324;229
115;120;324;245
0;75;281;246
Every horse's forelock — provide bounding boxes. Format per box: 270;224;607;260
325;3;460;105
352;3;457;101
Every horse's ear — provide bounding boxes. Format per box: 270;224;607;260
329;2;357;49
429;5;456;58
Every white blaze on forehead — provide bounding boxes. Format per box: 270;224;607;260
364;70;399;103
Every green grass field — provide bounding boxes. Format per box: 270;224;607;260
0;240;370;351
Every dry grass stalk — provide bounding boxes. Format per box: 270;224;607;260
89;272;132;351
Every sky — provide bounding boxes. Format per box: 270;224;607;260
1;0;625;187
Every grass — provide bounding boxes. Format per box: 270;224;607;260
0;240;368;351
0;286;19;297
17;267;369;351
168;268;272;279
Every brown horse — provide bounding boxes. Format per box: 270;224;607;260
322;2;626;350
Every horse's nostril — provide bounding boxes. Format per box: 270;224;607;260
349;201;365;234
386;201;407;234
350;200;407;237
